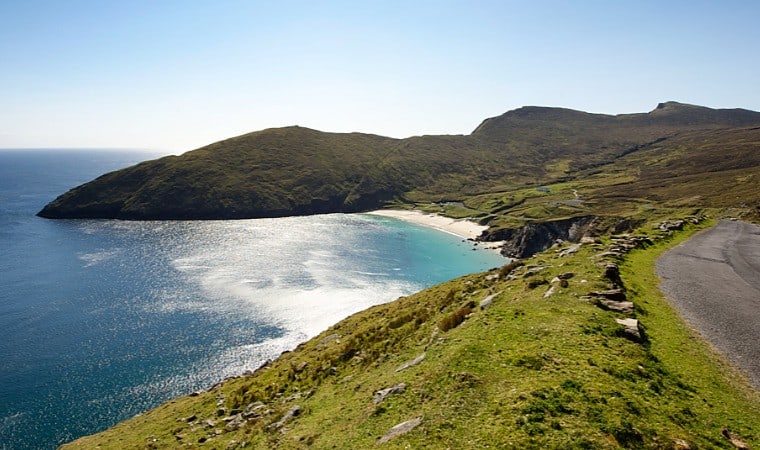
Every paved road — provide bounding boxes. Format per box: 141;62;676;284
657;220;760;389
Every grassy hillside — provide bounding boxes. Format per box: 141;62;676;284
50;101;760;448
62;219;760;449
38;102;760;220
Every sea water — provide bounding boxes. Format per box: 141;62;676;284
0;150;505;449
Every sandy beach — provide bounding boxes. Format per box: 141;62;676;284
366;210;504;252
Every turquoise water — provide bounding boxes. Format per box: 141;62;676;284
0;150;505;449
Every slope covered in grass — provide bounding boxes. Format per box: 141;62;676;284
62;219;760;449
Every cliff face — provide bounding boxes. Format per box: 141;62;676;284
483;216;642;259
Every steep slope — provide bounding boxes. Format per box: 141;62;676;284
38;102;760;220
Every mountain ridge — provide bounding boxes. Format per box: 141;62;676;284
37;102;760;222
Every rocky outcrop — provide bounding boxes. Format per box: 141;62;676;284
484;216;641;259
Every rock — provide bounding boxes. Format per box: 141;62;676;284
243;402;267;418
225;414;247;432
377;417;422;444
267;405;301;431
558;272;574;279
203;419;216;428
395;353;425;372
673;438;691;449
373;383;407;404
479;291;502;310
319;333;340;346
543;285;557;298
596;298;634;314
615;318;643;342
486;216;598;259
559;243;582;257
722;428;750;449
185;414;197;423
294;361;308;372
659;220;685;232
595;251;623;259
588;289;627;302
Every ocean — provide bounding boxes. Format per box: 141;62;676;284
0;150;505;449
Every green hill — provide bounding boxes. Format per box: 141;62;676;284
37;102;760;221
46;102;760;448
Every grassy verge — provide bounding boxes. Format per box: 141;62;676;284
63;221;760;449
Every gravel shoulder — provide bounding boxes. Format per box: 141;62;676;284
657;220;760;389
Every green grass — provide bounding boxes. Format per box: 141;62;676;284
62;221;760;449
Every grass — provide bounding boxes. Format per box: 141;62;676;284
62;220;760;449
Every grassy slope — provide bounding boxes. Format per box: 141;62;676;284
63;220;760;449
55;103;760;448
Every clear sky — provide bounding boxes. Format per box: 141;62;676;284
2;0;759;152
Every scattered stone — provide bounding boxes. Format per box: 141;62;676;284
659;220;685;232
558;272;574;280
225;414;247;432
185;414;197;423
722;428;750;449
559;243;582;257
588;289;627;302
616;318;643;342
267;405;301;431
377;417;422;444
479;291;502;310
203;419;216;428
596;298;635;314
523;265;550;277
396;353;425;372
216;408;227;417
673;439;691;449
595;251;624;259
242;402;267;418
373;383;407;404
319;333;340;346
543;285;557;298
294;361;308;372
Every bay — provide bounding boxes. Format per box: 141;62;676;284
0;150;505;449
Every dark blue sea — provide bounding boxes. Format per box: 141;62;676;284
0;149;505;449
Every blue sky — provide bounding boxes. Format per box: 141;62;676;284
2;0;759;152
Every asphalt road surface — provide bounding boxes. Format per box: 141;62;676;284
657;220;760;389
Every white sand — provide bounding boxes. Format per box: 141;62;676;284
365;209;487;241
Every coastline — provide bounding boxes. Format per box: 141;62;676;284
365;209;505;251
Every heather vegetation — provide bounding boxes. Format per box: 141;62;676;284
38;102;760;224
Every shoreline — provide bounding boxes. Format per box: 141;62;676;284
365;209;505;252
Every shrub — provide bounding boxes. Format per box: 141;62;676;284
499;260;524;278
439;305;473;332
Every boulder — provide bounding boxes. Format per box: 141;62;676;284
377;417;422;444
373;383;407;404
396;353;425;372
267;405;301;431
615;318;643;342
